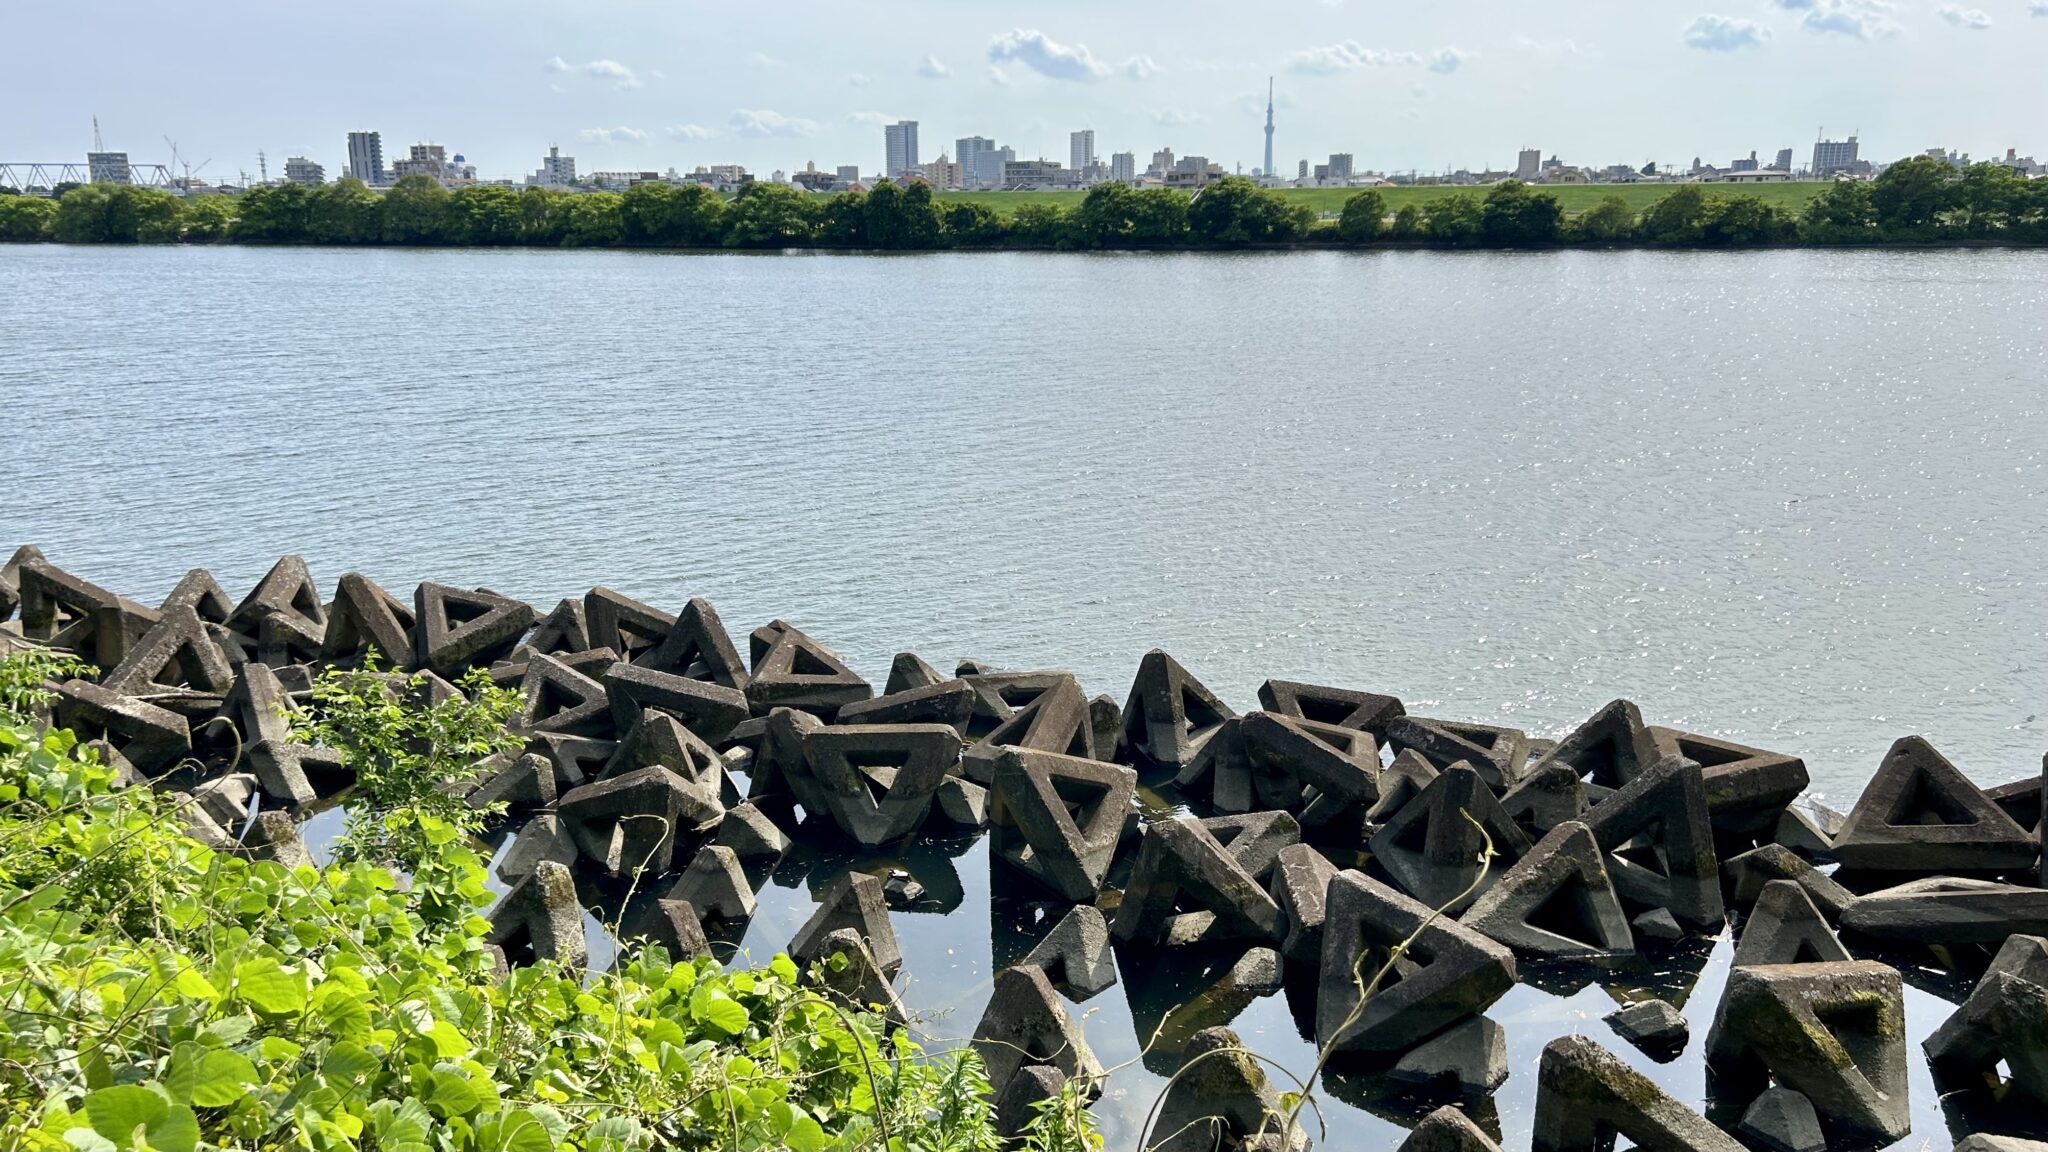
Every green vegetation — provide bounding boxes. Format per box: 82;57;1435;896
0;650;1014;1152
1;165;2044;251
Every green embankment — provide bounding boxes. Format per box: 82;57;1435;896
941;182;1832;220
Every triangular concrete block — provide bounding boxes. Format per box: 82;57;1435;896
1724;843;1854;921
1705;961;1910;1143
604;661;750;744
1460;821;1634;958
528;732;615;791
54;678;189;777
1021;904;1117;999
1532;1035;1743;1152
812;927;907;1027
838;678;978;732
713;801;791;859
1532;699;1654;797
583;586;673;665
524;598;590;655
1387;716;1528;792
989;747;1135;901
666;844;756;925
1175;714;1252;813
1397;1105;1502;1152
1737;1087;1825;1152
103;606;236;696
1582;756;1724;929
1924;934;2048;1104
603;707;726;803
1152;1026;1304;1152
414;583;535;677
788;872;901;976
1367;749;1440;825
320;572;416;669
485;860;587;968
466;751;556;811
15;552;157;665
1258;678;1405;740
640;596;749;690
744;619;871;720
1732;879;1849;967
1270;842;1340;964
496;813;578;883
517;653;614;737
227;555;325;665
801;723;962;844
1499;762;1587;843
1642;726;1810;836
1242;710;1381;822
1833;735;2034;874
557;765;719;874
962;676;1093;783
972;965;1104;1097
883;651;945;695
638;898;710;962
1389;1017;1509;1096
1112;816;1282;947
1317;870;1518;1054
1201;810;1302;884
1122;649;1235;769
1369;763;1533;912
1840;876;2048;945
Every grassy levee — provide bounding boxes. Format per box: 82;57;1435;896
940;182;1832;220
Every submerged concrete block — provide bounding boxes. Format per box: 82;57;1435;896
1460;821;1634;958
1581;756;1723;929
1369;763;1532;913
667;844;756;926
1724;844;1855;921
789;872;901;976
1832;735;2035;874
1732;879;1849;967
1841;876;2048;944
320;572;417;669
1021;905;1117;1000
641;596;749;691
713;801;791;859
1705;961;1910;1143
1151;1026;1304;1152
557;765;719;875
972;964;1105;1098
1122;649;1235;769
193;773;259;829
932;776;989;829
638;898;710;962
414;583;535;676
1317;871;1518;1054
1396;1106;1502;1152
1387;716;1528;792
801;723;963;844
992;1065;1067;1147
813;927;908;1027
745;619;871;719
989;748;1135;902
242;809;313;870
1112;816;1282;948
486;860;587;968
1088;694;1124;763
1736;1087;1826;1152
1604;998;1688;1060
1532;1034;1744;1152
1389;1016;1509;1096
1924;934;2048;1104
496;813;579;883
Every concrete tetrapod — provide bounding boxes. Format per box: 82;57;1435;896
836;678;978;733
485;860;587;968
524;597;589;656
1122;648;1235;770
1149;1026;1306;1152
665;845;757;926
639;596;750;691
1704;960;1911;1144
1530;698;1656;801
1386;715;1529;792
745;619;872;720
101;605;237;697
989;747;1135;902
1735;1087;1825;1152
1368;763;1532;914
1531;1034;1745;1152
1240;710;1381;828
517;654;614;738
556;765;719;875
583;587;673;665
1257;678;1405;741
1020;904;1118;999
1640;726;1809;837
1722;844;1855;921
1395;1106;1502;1152
962;677;1095;783
788;872;902;977
812;927;908;1028
1112;816;1283;948
1316;870;1518;1055
1459;821;1634;959
1270;842;1340;965
971;964;1105;1099
1831;735;2036;875
604;662;750;745
1923;934;2048;1104
320;572;417;670
1604;999;1688;1061
800;722;963;845
413;583;535;677
226;554;326;666
1730;879;1849;967
1388;1016;1509;1096
1841;876;2048;944
1580;755;1724;930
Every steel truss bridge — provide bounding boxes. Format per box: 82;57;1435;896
0;163;178;195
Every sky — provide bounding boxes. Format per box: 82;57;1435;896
10;0;2046;182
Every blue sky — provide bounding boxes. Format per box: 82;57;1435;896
11;0;2044;181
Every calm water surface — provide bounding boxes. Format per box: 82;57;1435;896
4;243;2046;1148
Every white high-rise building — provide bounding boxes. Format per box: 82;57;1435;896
884;121;920;180
86;152;131;184
283;157;325;187
1069;130;1096;175
1514;148;1540;182
531;146;576;188
347;131;387;185
957;136;998;187
1109;151;1136;183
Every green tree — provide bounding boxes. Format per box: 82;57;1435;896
1700;195;1794;246
818;190;867;246
517;187;574;245
1188;176;1313;245
1799;179;1876;243
233;183;313;242
939;200;1007;247
1870;155;1956;235
179;196;237;243
1571;195;1636;243
51;184;181;243
448;185;523;245
1069;183;1189;249
864;180;942;249
380;174;452;245
1388;203;1424;239
1336;189;1387;244
1480;181;1564;246
722;181;821;247
1422;194;1483;246
1952;162;2028;235
306;177;382;244
1008;202;1069;248
0;195;57;241
1639;185;1709;244
619;181;726;246
562;191;624;246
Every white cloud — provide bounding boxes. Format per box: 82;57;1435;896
730;109;818;138
1788;0;1901;39
583;59;642;89
1936;4;1992;27
1427;46;1472;73
1151;109;1208;126
1684;14;1772;50
1124;55;1163;79
542;56;570;73
666;123;712;141
987;65;1011;86
987;29;1112;81
579;126;647;144
1288;41;1423;74
917;54;951;79
846;111;903;126
648;69;666;81
750;52;782;68
2033;1;2048;16
849;72;871;87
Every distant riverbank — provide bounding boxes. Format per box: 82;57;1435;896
2;159;2043;251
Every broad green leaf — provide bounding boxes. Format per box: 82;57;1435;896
581;1117;648;1152
702;996;748;1037
144;1105;198;1152
234;957;308;1016
769;954;798;983
171;969;220;1003
322;1041;381;1090
190;1049;258;1107
423;1068;482;1118
479;1109;554;1152
368;1099;433;1152
785;1114;828;1152
83;1085;165;1144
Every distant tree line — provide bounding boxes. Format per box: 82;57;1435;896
3;160;2045;250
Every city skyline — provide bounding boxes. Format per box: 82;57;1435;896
10;0;2046;181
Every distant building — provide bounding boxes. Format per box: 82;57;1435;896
1148;148;1175;177
1514;148;1540;182
391;144;474;185
1812;136;1860;179
1069;129;1096;176
1109;151;1136;183
1163;155;1225;188
1328;153;1354;182
1731;151;1759;173
529;146;576;188
1297;159;1308;180
586;171;661;190
283;156;325;187
1774;148;1795;173
86;152;131;184
957;136;998;187
1708;168;1794;183
1001;159;1069;189
922;154;962;190
884;121;920;180
836;164;862;185
346;131;386;185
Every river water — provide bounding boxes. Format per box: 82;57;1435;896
3;243;2046;1148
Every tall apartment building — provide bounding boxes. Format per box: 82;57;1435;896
283;156;326;187
1514;148;1541;182
836;165;862;186
346;131;387;185
1070;129;1096;174
1812;136;1860;178
884;121;920;180
1327;153;1354;181
922;154;961;189
1148;148;1176;176
531;146;576;187
1109;151;1136;183
1774;148;1795;172
956;136;995;186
